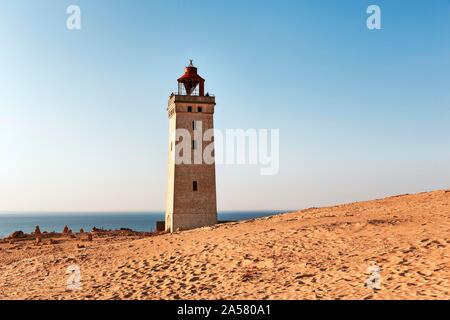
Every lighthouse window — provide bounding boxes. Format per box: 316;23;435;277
192;121;196;130
198;107;202;112
188;106;192;112
193;181;198;191
192;140;196;150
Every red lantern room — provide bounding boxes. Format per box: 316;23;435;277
177;60;205;96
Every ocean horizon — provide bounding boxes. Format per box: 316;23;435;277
0;211;289;238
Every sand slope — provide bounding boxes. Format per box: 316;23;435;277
1;190;449;300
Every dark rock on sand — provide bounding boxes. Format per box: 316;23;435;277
34;226;42;235
8;231;25;239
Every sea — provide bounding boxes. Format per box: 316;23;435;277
0;211;288;238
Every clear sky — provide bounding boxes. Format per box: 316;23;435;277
0;0;449;212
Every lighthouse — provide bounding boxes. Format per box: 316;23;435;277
165;61;218;232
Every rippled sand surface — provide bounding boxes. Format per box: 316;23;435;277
1;190;449;300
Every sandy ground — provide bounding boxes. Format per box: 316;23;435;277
0;190;449;300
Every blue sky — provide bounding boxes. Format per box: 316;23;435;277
0;0;449;212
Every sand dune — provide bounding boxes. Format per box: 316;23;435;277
1;190;449;300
